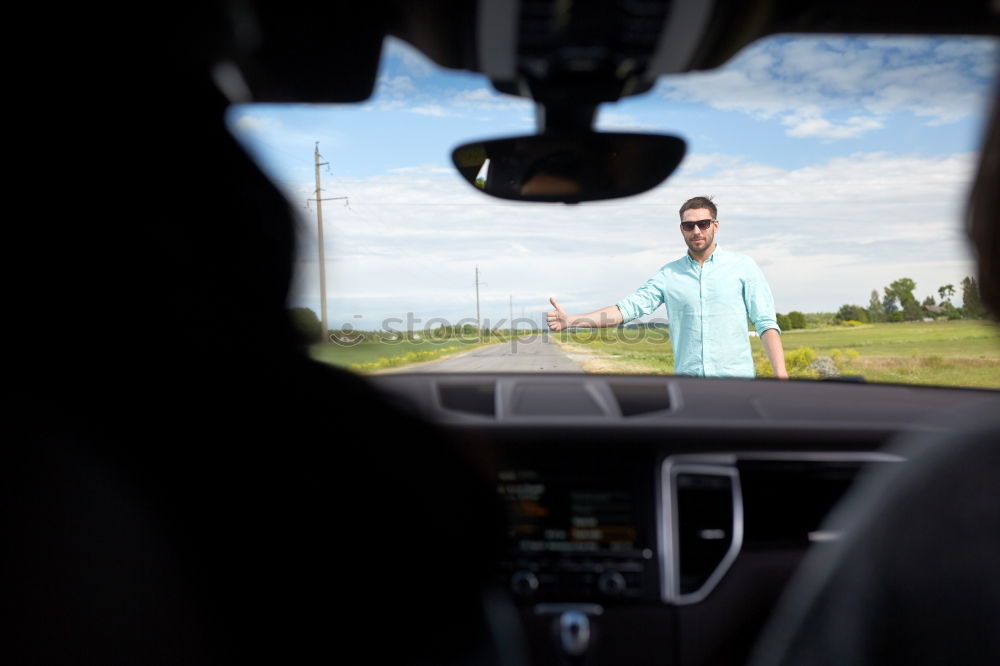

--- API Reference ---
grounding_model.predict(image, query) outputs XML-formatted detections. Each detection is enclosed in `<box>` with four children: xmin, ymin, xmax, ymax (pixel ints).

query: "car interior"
<box><xmin>10</xmin><ymin>1</ymin><xmax>1000</xmax><ymax>665</ymax></box>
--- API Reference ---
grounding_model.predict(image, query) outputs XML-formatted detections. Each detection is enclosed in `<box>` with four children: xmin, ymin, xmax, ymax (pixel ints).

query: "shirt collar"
<box><xmin>687</xmin><ymin>243</ymin><xmax>721</xmax><ymax>264</ymax></box>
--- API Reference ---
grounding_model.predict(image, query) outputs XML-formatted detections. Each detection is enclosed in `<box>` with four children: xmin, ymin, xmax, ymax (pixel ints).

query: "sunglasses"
<box><xmin>680</xmin><ymin>219</ymin><xmax>715</xmax><ymax>232</ymax></box>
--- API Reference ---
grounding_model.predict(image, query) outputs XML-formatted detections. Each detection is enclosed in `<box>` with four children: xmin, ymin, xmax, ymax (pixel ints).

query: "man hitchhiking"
<box><xmin>547</xmin><ymin>196</ymin><xmax>789</xmax><ymax>379</ymax></box>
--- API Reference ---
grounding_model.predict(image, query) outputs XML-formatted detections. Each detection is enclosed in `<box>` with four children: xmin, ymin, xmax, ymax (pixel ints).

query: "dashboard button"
<box><xmin>511</xmin><ymin>570</ymin><xmax>540</xmax><ymax>597</ymax></box>
<box><xmin>597</xmin><ymin>570</ymin><xmax>627</xmax><ymax>597</ymax></box>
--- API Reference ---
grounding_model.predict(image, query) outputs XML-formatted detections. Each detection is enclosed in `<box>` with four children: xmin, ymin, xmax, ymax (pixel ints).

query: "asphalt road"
<box><xmin>388</xmin><ymin>335</ymin><xmax>584</xmax><ymax>373</ymax></box>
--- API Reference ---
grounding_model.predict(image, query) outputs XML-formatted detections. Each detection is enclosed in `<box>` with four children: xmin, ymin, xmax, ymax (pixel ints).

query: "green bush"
<box><xmin>788</xmin><ymin>311</ymin><xmax>807</xmax><ymax>329</ymax></box>
<box><xmin>289</xmin><ymin>307</ymin><xmax>323</xmax><ymax>344</ymax></box>
<box><xmin>349</xmin><ymin>346</ymin><xmax>461</xmax><ymax>372</ymax></box>
<box><xmin>902</xmin><ymin>300</ymin><xmax>924</xmax><ymax>321</ymax></box>
<box><xmin>833</xmin><ymin>348</ymin><xmax>861</xmax><ymax>371</ymax></box>
<box><xmin>787</xmin><ymin>346</ymin><xmax>817</xmax><ymax>370</ymax></box>
<box><xmin>836</xmin><ymin>304</ymin><xmax>870</xmax><ymax>323</ymax></box>
<box><xmin>776</xmin><ymin>313</ymin><xmax>791</xmax><ymax>331</ymax></box>
<box><xmin>806</xmin><ymin>312</ymin><xmax>838</xmax><ymax>326</ymax></box>
<box><xmin>755</xmin><ymin>345</ymin><xmax>818</xmax><ymax>378</ymax></box>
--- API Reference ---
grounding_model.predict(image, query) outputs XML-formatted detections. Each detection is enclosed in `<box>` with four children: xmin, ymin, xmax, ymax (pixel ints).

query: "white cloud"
<box><xmin>674</xmin><ymin>153</ymin><xmax>748</xmax><ymax>175</ymax></box>
<box><xmin>364</xmin><ymin>79</ymin><xmax>531</xmax><ymax>118</ymax></box>
<box><xmin>384</xmin><ymin>37</ymin><xmax>435</xmax><ymax>78</ymax></box>
<box><xmin>449</xmin><ymin>88</ymin><xmax>496</xmax><ymax>105</ymax></box>
<box><xmin>781</xmin><ymin>107</ymin><xmax>884</xmax><ymax>139</ymax></box>
<box><xmin>287</xmin><ymin>149</ymin><xmax>980</xmax><ymax>325</ymax></box>
<box><xmin>387</xmin><ymin>164</ymin><xmax>454</xmax><ymax>175</ymax></box>
<box><xmin>231</xmin><ymin>114</ymin><xmax>281</xmax><ymax>133</ymax></box>
<box><xmin>595</xmin><ymin>111</ymin><xmax>665</xmax><ymax>132</ymax></box>
<box><xmin>657</xmin><ymin>36</ymin><xmax>998</xmax><ymax>139</ymax></box>
<box><xmin>362</xmin><ymin>80</ymin><xmax>456</xmax><ymax>116</ymax></box>
<box><xmin>446</xmin><ymin>87</ymin><xmax>530</xmax><ymax>111</ymax></box>
<box><xmin>368</xmin><ymin>75</ymin><xmax>417</xmax><ymax>108</ymax></box>
<box><xmin>409</xmin><ymin>104</ymin><xmax>450</xmax><ymax>117</ymax></box>
<box><xmin>369</xmin><ymin>39</ymin><xmax>533</xmax><ymax>120</ymax></box>
<box><xmin>381</xmin><ymin>75</ymin><xmax>415</xmax><ymax>96</ymax></box>
<box><xmin>362</xmin><ymin>76</ymin><xmax>420</xmax><ymax>113</ymax></box>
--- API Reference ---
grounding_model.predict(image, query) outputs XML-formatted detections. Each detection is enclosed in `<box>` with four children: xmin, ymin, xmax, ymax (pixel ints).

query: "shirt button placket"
<box><xmin>700</xmin><ymin>263</ymin><xmax>707</xmax><ymax>376</ymax></box>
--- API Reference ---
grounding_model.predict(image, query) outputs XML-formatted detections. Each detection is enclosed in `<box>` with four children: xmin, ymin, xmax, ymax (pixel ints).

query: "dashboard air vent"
<box><xmin>510</xmin><ymin>383</ymin><xmax>602</xmax><ymax>416</ymax></box>
<box><xmin>438</xmin><ymin>383</ymin><xmax>497</xmax><ymax>417</ymax></box>
<box><xmin>608</xmin><ymin>381</ymin><xmax>671</xmax><ymax>416</ymax></box>
<box><xmin>738</xmin><ymin>458</ymin><xmax>894</xmax><ymax>547</ymax></box>
<box><xmin>662</xmin><ymin>463</ymin><xmax>743</xmax><ymax>604</ymax></box>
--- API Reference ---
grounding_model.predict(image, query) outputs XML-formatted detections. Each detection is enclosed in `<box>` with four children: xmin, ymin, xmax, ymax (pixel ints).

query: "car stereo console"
<box><xmin>496</xmin><ymin>451</ymin><xmax>902</xmax><ymax>607</ymax></box>
<box><xmin>496</xmin><ymin>459</ymin><xmax>661</xmax><ymax>604</ymax></box>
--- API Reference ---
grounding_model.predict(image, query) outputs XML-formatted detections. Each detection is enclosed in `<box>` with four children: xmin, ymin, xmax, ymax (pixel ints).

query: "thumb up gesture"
<box><xmin>546</xmin><ymin>297</ymin><xmax>570</xmax><ymax>331</ymax></box>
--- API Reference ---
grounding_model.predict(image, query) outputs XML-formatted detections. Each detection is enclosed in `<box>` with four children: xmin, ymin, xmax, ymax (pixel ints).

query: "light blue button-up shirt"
<box><xmin>615</xmin><ymin>246</ymin><xmax>779</xmax><ymax>378</ymax></box>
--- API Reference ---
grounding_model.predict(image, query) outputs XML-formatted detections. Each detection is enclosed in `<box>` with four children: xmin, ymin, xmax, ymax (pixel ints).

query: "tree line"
<box><xmin>834</xmin><ymin>276</ymin><xmax>985</xmax><ymax>324</ymax></box>
<box><xmin>290</xmin><ymin>276</ymin><xmax>988</xmax><ymax>345</ymax></box>
<box><xmin>286</xmin><ymin>309</ymin><xmax>541</xmax><ymax>344</ymax></box>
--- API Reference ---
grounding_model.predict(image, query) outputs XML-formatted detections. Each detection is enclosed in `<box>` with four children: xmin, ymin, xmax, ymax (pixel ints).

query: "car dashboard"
<box><xmin>371</xmin><ymin>373</ymin><xmax>999</xmax><ymax>665</ymax></box>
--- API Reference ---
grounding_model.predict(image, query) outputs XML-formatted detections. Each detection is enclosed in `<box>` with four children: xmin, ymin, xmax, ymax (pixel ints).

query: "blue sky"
<box><xmin>229</xmin><ymin>35</ymin><xmax>998</xmax><ymax>330</ymax></box>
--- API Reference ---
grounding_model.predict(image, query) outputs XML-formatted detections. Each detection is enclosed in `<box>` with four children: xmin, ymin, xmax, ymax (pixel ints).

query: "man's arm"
<box><xmin>549</xmin><ymin>271</ymin><xmax>665</xmax><ymax>331</ymax></box>
<box><xmin>547</xmin><ymin>298</ymin><xmax>623</xmax><ymax>331</ymax></box>
<box><xmin>741</xmin><ymin>257</ymin><xmax>787</xmax><ymax>378</ymax></box>
<box><xmin>760</xmin><ymin>328</ymin><xmax>789</xmax><ymax>379</ymax></box>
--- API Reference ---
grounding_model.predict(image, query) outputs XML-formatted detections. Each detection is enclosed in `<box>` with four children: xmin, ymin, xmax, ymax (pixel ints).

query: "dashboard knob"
<box><xmin>559</xmin><ymin>611</ymin><xmax>591</xmax><ymax>656</ymax></box>
<box><xmin>597</xmin><ymin>570</ymin><xmax>626</xmax><ymax>597</ymax></box>
<box><xmin>511</xmin><ymin>570</ymin><xmax>539</xmax><ymax>597</ymax></box>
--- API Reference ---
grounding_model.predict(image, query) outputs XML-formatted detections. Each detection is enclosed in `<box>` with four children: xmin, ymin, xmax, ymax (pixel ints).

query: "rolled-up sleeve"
<box><xmin>616</xmin><ymin>275</ymin><xmax>666</xmax><ymax>323</ymax></box>
<box><xmin>743</xmin><ymin>258</ymin><xmax>780</xmax><ymax>337</ymax></box>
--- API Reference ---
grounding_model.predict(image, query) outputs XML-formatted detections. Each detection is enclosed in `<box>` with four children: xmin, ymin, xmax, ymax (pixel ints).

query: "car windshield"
<box><xmin>229</xmin><ymin>34</ymin><xmax>1000</xmax><ymax>388</ymax></box>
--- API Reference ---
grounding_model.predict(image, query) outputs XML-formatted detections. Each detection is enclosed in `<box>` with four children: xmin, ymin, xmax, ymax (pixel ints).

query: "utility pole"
<box><xmin>308</xmin><ymin>142</ymin><xmax>347</xmax><ymax>342</ymax></box>
<box><xmin>509</xmin><ymin>293</ymin><xmax>515</xmax><ymax>352</ymax></box>
<box><xmin>475</xmin><ymin>265</ymin><xmax>482</xmax><ymax>343</ymax></box>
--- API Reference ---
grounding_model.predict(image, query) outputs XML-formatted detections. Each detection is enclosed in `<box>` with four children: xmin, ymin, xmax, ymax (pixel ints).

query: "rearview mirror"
<box><xmin>452</xmin><ymin>132</ymin><xmax>686</xmax><ymax>203</ymax></box>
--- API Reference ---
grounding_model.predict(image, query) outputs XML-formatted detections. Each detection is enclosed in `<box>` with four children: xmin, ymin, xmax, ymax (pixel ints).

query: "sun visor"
<box><xmin>233</xmin><ymin>3</ymin><xmax>387</xmax><ymax>103</ymax></box>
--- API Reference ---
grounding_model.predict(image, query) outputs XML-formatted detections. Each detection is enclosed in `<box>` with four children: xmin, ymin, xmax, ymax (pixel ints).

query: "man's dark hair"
<box><xmin>679</xmin><ymin>196</ymin><xmax>717</xmax><ymax>220</ymax></box>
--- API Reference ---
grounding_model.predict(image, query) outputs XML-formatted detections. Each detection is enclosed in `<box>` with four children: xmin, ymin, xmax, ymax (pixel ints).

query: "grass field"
<box><xmin>309</xmin><ymin>332</ymin><xmax>539</xmax><ymax>372</ymax></box>
<box><xmin>555</xmin><ymin>320</ymin><xmax>1000</xmax><ymax>389</ymax></box>
<box><xmin>310</xmin><ymin>337</ymin><xmax>488</xmax><ymax>372</ymax></box>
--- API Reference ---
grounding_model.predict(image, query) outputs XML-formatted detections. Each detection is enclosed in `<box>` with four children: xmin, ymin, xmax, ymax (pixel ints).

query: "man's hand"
<box><xmin>547</xmin><ymin>297</ymin><xmax>570</xmax><ymax>331</ymax></box>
